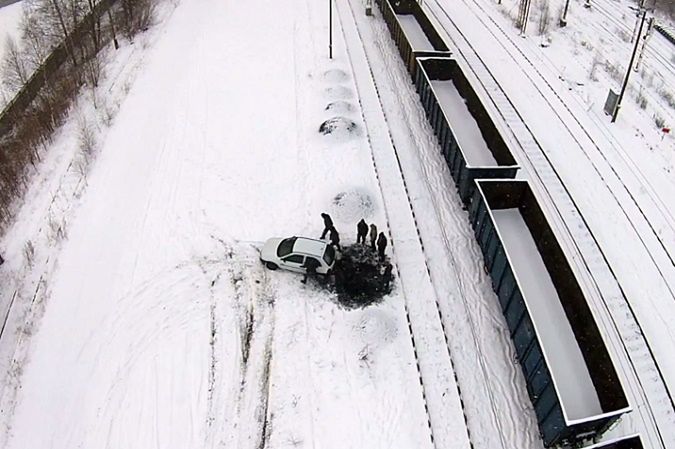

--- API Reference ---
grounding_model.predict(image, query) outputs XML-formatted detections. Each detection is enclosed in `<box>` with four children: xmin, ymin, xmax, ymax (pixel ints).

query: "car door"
<box><xmin>304</xmin><ymin>256</ymin><xmax>325</xmax><ymax>275</ymax></box>
<box><xmin>280</xmin><ymin>254</ymin><xmax>305</xmax><ymax>273</ymax></box>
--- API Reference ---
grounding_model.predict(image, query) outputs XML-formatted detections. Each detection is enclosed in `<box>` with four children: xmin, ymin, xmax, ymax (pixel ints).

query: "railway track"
<box><xmin>432</xmin><ymin>0</ymin><xmax>675</xmax><ymax>288</ymax></box>
<box><xmin>339</xmin><ymin>2</ymin><xmax>543</xmax><ymax>449</ymax></box>
<box><xmin>423</xmin><ymin>0</ymin><xmax>675</xmax><ymax>446</ymax></box>
<box><xmin>591</xmin><ymin>0</ymin><xmax>675</xmax><ymax>82</ymax></box>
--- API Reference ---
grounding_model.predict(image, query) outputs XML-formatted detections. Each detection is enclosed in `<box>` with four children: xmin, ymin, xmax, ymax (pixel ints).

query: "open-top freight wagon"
<box><xmin>469</xmin><ymin>179</ymin><xmax>631</xmax><ymax>446</ymax></box>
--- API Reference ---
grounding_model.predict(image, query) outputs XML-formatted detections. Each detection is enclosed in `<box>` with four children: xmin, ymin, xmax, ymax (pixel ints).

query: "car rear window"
<box><xmin>323</xmin><ymin>244</ymin><xmax>335</xmax><ymax>265</ymax></box>
<box><xmin>277</xmin><ymin>237</ymin><xmax>296</xmax><ymax>257</ymax></box>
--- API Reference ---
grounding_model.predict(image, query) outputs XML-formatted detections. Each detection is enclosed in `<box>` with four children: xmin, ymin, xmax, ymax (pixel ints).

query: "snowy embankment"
<box><xmin>0</xmin><ymin>0</ymin><xmax>440</xmax><ymax>447</ymax></box>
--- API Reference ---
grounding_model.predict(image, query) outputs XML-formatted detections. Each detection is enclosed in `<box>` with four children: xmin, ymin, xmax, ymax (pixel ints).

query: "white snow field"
<box><xmin>1</xmin><ymin>0</ymin><xmax>675</xmax><ymax>447</ymax></box>
<box><xmin>0</xmin><ymin>1</ymin><xmax>22</xmax><ymax>64</ymax></box>
<box><xmin>0</xmin><ymin>0</ymin><xmax>449</xmax><ymax>447</ymax></box>
<box><xmin>0</xmin><ymin>0</ymin><xmax>23</xmax><ymax>104</ymax></box>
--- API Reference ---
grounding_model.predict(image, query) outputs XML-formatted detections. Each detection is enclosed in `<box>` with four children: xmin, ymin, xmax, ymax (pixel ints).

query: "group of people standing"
<box><xmin>356</xmin><ymin>218</ymin><xmax>388</xmax><ymax>262</ymax></box>
<box><xmin>320</xmin><ymin>213</ymin><xmax>389</xmax><ymax>261</ymax></box>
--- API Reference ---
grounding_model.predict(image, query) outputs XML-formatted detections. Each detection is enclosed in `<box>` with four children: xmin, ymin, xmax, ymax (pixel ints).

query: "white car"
<box><xmin>260</xmin><ymin>236</ymin><xmax>336</xmax><ymax>275</ymax></box>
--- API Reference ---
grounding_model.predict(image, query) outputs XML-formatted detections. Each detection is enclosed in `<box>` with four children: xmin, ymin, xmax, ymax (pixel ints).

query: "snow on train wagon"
<box><xmin>586</xmin><ymin>434</ymin><xmax>644</xmax><ymax>449</ymax></box>
<box><xmin>374</xmin><ymin>0</ymin><xmax>450</xmax><ymax>77</ymax></box>
<box><xmin>469</xmin><ymin>179</ymin><xmax>631</xmax><ymax>446</ymax></box>
<box><xmin>414</xmin><ymin>57</ymin><xmax>519</xmax><ymax>205</ymax></box>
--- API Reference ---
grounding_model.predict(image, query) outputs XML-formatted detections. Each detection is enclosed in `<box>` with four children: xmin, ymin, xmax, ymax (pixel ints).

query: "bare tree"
<box><xmin>538</xmin><ymin>0</ymin><xmax>551</xmax><ymax>36</ymax></box>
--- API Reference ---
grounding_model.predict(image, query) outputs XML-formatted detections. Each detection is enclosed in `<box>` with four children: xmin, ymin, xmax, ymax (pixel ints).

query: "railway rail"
<box><xmin>423</xmin><ymin>0</ymin><xmax>675</xmax><ymax>446</ymax></box>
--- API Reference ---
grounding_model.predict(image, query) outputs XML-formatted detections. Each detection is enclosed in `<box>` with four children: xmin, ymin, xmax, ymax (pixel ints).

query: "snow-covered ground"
<box><xmin>1</xmin><ymin>0</ymin><xmax>674</xmax><ymax>447</ymax></box>
<box><xmin>0</xmin><ymin>0</ymin><xmax>23</xmax><ymax>104</ymax></box>
<box><xmin>0</xmin><ymin>0</ymin><xmax>440</xmax><ymax>447</ymax></box>
<box><xmin>0</xmin><ymin>1</ymin><xmax>21</xmax><ymax>63</ymax></box>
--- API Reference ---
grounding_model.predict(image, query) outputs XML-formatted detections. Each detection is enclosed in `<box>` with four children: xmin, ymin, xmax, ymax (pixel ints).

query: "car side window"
<box><xmin>283</xmin><ymin>254</ymin><xmax>304</xmax><ymax>264</ymax></box>
<box><xmin>305</xmin><ymin>257</ymin><xmax>320</xmax><ymax>267</ymax></box>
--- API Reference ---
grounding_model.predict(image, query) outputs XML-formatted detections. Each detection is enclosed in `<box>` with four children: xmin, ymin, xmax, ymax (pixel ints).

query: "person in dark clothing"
<box><xmin>369</xmin><ymin>224</ymin><xmax>377</xmax><ymax>250</ymax></box>
<box><xmin>0</xmin><ymin>253</ymin><xmax>4</xmax><ymax>266</ymax></box>
<box><xmin>329</xmin><ymin>226</ymin><xmax>341</xmax><ymax>250</ymax></box>
<box><xmin>302</xmin><ymin>257</ymin><xmax>321</xmax><ymax>284</ymax></box>
<box><xmin>320</xmin><ymin>213</ymin><xmax>334</xmax><ymax>239</ymax></box>
<box><xmin>357</xmin><ymin>219</ymin><xmax>368</xmax><ymax>244</ymax></box>
<box><xmin>382</xmin><ymin>263</ymin><xmax>393</xmax><ymax>290</ymax></box>
<box><xmin>376</xmin><ymin>232</ymin><xmax>388</xmax><ymax>261</ymax></box>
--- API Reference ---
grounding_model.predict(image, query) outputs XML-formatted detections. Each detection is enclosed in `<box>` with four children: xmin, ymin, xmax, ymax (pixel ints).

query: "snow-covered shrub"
<box><xmin>23</xmin><ymin>240</ymin><xmax>35</xmax><ymax>267</ymax></box>
<box><xmin>637</xmin><ymin>90</ymin><xmax>648</xmax><ymax>109</ymax></box>
<box><xmin>588</xmin><ymin>52</ymin><xmax>601</xmax><ymax>81</ymax></box>
<box><xmin>654</xmin><ymin>114</ymin><xmax>665</xmax><ymax>128</ymax></box>
<box><xmin>603</xmin><ymin>60</ymin><xmax>623</xmax><ymax>84</ymax></box>
<box><xmin>657</xmin><ymin>87</ymin><xmax>675</xmax><ymax>109</ymax></box>
<box><xmin>537</xmin><ymin>0</ymin><xmax>551</xmax><ymax>36</ymax></box>
<box><xmin>616</xmin><ymin>27</ymin><xmax>631</xmax><ymax>43</ymax></box>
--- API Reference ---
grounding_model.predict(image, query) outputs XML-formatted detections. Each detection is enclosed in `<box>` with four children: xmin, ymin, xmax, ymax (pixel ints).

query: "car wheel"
<box><xmin>266</xmin><ymin>262</ymin><xmax>279</xmax><ymax>270</ymax></box>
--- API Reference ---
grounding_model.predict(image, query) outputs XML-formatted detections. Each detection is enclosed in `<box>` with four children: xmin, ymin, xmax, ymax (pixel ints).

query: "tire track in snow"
<box><xmin>207</xmin><ymin>239</ymin><xmax>276</xmax><ymax>449</ymax></box>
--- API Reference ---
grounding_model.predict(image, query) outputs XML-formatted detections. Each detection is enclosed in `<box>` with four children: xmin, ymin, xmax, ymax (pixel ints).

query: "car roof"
<box><xmin>293</xmin><ymin>237</ymin><xmax>327</xmax><ymax>256</ymax></box>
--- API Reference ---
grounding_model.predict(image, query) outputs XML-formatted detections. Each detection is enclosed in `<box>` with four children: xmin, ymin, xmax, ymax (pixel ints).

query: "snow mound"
<box><xmin>319</xmin><ymin>116</ymin><xmax>359</xmax><ymax>139</ymax></box>
<box><xmin>324</xmin><ymin>86</ymin><xmax>353</xmax><ymax>100</ymax></box>
<box><xmin>331</xmin><ymin>188</ymin><xmax>375</xmax><ymax>221</ymax></box>
<box><xmin>325</xmin><ymin>100</ymin><xmax>354</xmax><ymax>114</ymax></box>
<box><xmin>323</xmin><ymin>68</ymin><xmax>350</xmax><ymax>82</ymax></box>
<box><xmin>354</xmin><ymin>309</ymin><xmax>398</xmax><ymax>346</ymax></box>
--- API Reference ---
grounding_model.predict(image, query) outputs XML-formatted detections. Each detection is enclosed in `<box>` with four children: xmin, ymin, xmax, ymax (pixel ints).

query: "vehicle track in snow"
<box><xmin>205</xmin><ymin>239</ymin><xmax>276</xmax><ymax>449</ymax></box>
<box><xmin>424</xmin><ymin>0</ymin><xmax>675</xmax><ymax>446</ymax></box>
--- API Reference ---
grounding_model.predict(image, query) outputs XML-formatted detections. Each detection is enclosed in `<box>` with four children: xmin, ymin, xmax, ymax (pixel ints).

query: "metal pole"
<box><xmin>560</xmin><ymin>0</ymin><xmax>570</xmax><ymax>26</ymax></box>
<box><xmin>634</xmin><ymin>17</ymin><xmax>654</xmax><ymax>71</ymax></box>
<box><xmin>612</xmin><ymin>9</ymin><xmax>647</xmax><ymax>123</ymax></box>
<box><xmin>329</xmin><ymin>0</ymin><xmax>333</xmax><ymax>59</ymax></box>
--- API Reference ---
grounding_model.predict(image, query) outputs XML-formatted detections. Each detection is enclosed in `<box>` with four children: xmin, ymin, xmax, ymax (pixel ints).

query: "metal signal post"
<box><xmin>329</xmin><ymin>0</ymin><xmax>333</xmax><ymax>59</ymax></box>
<box><xmin>612</xmin><ymin>9</ymin><xmax>647</xmax><ymax>123</ymax></box>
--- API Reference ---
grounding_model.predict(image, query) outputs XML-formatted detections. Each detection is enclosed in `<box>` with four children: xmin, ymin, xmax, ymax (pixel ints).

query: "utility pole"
<box><xmin>559</xmin><ymin>0</ymin><xmax>570</xmax><ymax>27</ymax></box>
<box><xmin>630</xmin><ymin>0</ymin><xmax>646</xmax><ymax>42</ymax></box>
<box><xmin>517</xmin><ymin>0</ymin><xmax>532</xmax><ymax>34</ymax></box>
<box><xmin>612</xmin><ymin>9</ymin><xmax>647</xmax><ymax>123</ymax></box>
<box><xmin>634</xmin><ymin>16</ymin><xmax>654</xmax><ymax>71</ymax></box>
<box><xmin>329</xmin><ymin>0</ymin><xmax>333</xmax><ymax>59</ymax></box>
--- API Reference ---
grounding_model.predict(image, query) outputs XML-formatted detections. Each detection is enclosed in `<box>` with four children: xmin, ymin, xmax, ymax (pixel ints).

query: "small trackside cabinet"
<box><xmin>469</xmin><ymin>179</ymin><xmax>631</xmax><ymax>446</ymax></box>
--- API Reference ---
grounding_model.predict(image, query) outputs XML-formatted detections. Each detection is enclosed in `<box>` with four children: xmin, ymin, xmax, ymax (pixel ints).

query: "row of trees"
<box><xmin>0</xmin><ymin>0</ymin><xmax>156</xmax><ymax>233</ymax></box>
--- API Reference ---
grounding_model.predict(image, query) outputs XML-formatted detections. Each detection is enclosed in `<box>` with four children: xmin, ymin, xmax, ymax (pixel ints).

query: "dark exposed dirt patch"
<box><xmin>333</xmin><ymin>244</ymin><xmax>393</xmax><ymax>309</ymax></box>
